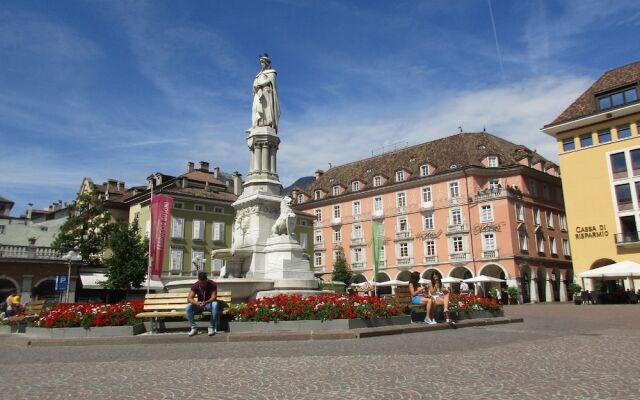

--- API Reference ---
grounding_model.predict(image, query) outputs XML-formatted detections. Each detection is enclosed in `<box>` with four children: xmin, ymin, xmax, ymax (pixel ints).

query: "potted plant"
<box><xmin>506</xmin><ymin>286</ymin><xmax>518</xmax><ymax>304</ymax></box>
<box><xmin>569</xmin><ymin>283</ymin><xmax>583</xmax><ymax>304</ymax></box>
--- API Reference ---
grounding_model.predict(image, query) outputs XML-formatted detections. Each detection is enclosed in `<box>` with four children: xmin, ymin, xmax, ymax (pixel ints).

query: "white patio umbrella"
<box><xmin>374</xmin><ymin>279</ymin><xmax>409</xmax><ymax>287</ymax></box>
<box><xmin>463</xmin><ymin>275</ymin><xmax>506</xmax><ymax>283</ymax></box>
<box><xmin>442</xmin><ymin>277</ymin><xmax>464</xmax><ymax>284</ymax></box>
<box><xmin>350</xmin><ymin>281</ymin><xmax>371</xmax><ymax>287</ymax></box>
<box><xmin>578</xmin><ymin>260</ymin><xmax>640</xmax><ymax>291</ymax></box>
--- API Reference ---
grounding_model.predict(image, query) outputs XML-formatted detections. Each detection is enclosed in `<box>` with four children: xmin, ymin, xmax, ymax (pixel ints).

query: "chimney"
<box><xmin>291</xmin><ymin>188</ymin><xmax>299</xmax><ymax>199</ymax></box>
<box><xmin>199</xmin><ymin>161</ymin><xmax>209</xmax><ymax>172</ymax></box>
<box><xmin>213</xmin><ymin>167</ymin><xmax>220</xmax><ymax>179</ymax></box>
<box><xmin>117</xmin><ymin>181</ymin><xmax>125</xmax><ymax>191</ymax></box>
<box><xmin>314</xmin><ymin>170</ymin><xmax>324</xmax><ymax>180</ymax></box>
<box><xmin>106</xmin><ymin>179</ymin><xmax>118</xmax><ymax>191</ymax></box>
<box><xmin>26</xmin><ymin>203</ymin><xmax>33</xmax><ymax>220</ymax></box>
<box><xmin>232</xmin><ymin>172</ymin><xmax>243</xmax><ymax>196</ymax></box>
<box><xmin>188</xmin><ymin>161</ymin><xmax>194</xmax><ymax>172</ymax></box>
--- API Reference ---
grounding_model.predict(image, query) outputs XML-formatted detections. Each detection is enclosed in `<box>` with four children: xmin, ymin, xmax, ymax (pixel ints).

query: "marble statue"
<box><xmin>271</xmin><ymin>196</ymin><xmax>296</xmax><ymax>237</ymax></box>
<box><xmin>252</xmin><ymin>53</ymin><xmax>280</xmax><ymax>132</ymax></box>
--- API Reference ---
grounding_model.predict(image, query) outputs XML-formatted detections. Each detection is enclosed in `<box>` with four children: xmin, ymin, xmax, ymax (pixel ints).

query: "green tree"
<box><xmin>331</xmin><ymin>250</ymin><xmax>353</xmax><ymax>285</ymax></box>
<box><xmin>52</xmin><ymin>190</ymin><xmax>114</xmax><ymax>268</ymax></box>
<box><xmin>103</xmin><ymin>218</ymin><xmax>149</xmax><ymax>290</ymax></box>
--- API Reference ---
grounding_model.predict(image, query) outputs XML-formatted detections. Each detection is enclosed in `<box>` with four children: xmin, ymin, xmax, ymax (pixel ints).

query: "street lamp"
<box><xmin>193</xmin><ymin>254</ymin><xmax>206</xmax><ymax>276</ymax></box>
<box><xmin>62</xmin><ymin>250</ymin><xmax>82</xmax><ymax>303</ymax></box>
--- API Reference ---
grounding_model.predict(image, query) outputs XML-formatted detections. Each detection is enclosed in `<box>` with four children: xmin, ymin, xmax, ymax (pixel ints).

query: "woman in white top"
<box><xmin>426</xmin><ymin>272</ymin><xmax>454</xmax><ymax>324</ymax></box>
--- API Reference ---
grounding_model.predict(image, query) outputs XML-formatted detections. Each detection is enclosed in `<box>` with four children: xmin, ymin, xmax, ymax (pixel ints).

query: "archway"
<box><xmin>421</xmin><ymin>268</ymin><xmax>442</xmax><ymax>281</ymax></box>
<box><xmin>396</xmin><ymin>270</ymin><xmax>412</xmax><ymax>282</ymax></box>
<box><xmin>519</xmin><ymin>264</ymin><xmax>531</xmax><ymax>303</ymax></box>
<box><xmin>0</xmin><ymin>278</ymin><xmax>18</xmax><ymax>301</ymax></box>
<box><xmin>479</xmin><ymin>264</ymin><xmax>507</xmax><ymax>298</ymax></box>
<box><xmin>591</xmin><ymin>258</ymin><xmax>615</xmax><ymax>269</ymax></box>
<box><xmin>32</xmin><ymin>278</ymin><xmax>57</xmax><ymax>301</ymax></box>
<box><xmin>352</xmin><ymin>274</ymin><xmax>368</xmax><ymax>284</ymax></box>
<box><xmin>375</xmin><ymin>272</ymin><xmax>392</xmax><ymax>296</ymax></box>
<box><xmin>536</xmin><ymin>267</ymin><xmax>546</xmax><ymax>302</ymax></box>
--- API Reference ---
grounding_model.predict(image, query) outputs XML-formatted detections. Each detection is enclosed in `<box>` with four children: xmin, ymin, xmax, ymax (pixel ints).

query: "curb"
<box><xmin>0</xmin><ymin>317</ymin><xmax>523</xmax><ymax>347</ymax></box>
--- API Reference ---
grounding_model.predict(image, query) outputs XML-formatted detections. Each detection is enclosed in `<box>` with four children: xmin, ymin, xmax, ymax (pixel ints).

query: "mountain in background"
<box><xmin>283</xmin><ymin>176</ymin><xmax>314</xmax><ymax>195</ymax></box>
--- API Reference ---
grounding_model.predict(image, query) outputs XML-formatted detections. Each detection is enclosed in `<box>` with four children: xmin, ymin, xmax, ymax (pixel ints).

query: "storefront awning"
<box><xmin>80</xmin><ymin>273</ymin><xmax>164</xmax><ymax>290</ymax></box>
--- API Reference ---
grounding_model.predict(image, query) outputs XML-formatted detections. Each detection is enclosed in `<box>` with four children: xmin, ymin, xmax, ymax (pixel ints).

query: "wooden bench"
<box><xmin>7</xmin><ymin>299</ymin><xmax>46</xmax><ymax>324</ymax></box>
<box><xmin>136</xmin><ymin>291</ymin><xmax>232</xmax><ymax>333</ymax></box>
<box><xmin>393</xmin><ymin>286</ymin><xmax>446</xmax><ymax>322</ymax></box>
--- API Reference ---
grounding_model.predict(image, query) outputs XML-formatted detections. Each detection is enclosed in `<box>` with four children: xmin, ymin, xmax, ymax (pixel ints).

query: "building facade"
<box><xmin>293</xmin><ymin>132</ymin><xmax>572</xmax><ymax>303</ymax></box>
<box><xmin>542</xmin><ymin>61</ymin><xmax>640</xmax><ymax>289</ymax></box>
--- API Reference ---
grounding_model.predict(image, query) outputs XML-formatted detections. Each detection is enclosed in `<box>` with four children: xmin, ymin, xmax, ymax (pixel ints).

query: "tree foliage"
<box><xmin>103</xmin><ymin>218</ymin><xmax>149</xmax><ymax>290</ymax></box>
<box><xmin>52</xmin><ymin>190</ymin><xmax>114</xmax><ymax>269</ymax></box>
<box><xmin>331</xmin><ymin>250</ymin><xmax>353</xmax><ymax>285</ymax></box>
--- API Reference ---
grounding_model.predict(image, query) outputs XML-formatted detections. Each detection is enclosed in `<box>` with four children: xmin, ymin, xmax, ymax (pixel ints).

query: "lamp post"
<box><xmin>62</xmin><ymin>250</ymin><xmax>82</xmax><ymax>303</ymax></box>
<box><xmin>193</xmin><ymin>254</ymin><xmax>206</xmax><ymax>276</ymax></box>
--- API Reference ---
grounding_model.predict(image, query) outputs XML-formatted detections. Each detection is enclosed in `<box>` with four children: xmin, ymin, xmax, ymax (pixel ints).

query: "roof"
<box><xmin>0</xmin><ymin>196</ymin><xmax>14</xmax><ymax>204</ymax></box>
<box><xmin>159</xmin><ymin>186</ymin><xmax>238</xmax><ymax>202</ymax></box>
<box><xmin>298</xmin><ymin>132</ymin><xmax>555</xmax><ymax>196</ymax></box>
<box><xmin>546</xmin><ymin>61</ymin><xmax>640</xmax><ymax>128</ymax></box>
<box><xmin>182</xmin><ymin>170</ymin><xmax>228</xmax><ymax>187</ymax></box>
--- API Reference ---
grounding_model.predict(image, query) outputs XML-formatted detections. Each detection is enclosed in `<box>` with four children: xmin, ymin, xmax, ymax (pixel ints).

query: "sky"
<box><xmin>1</xmin><ymin>0</ymin><xmax>640</xmax><ymax>216</ymax></box>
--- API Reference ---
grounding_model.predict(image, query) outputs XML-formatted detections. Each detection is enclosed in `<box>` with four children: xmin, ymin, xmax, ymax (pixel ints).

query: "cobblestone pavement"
<box><xmin>1</xmin><ymin>304</ymin><xmax>639</xmax><ymax>399</ymax></box>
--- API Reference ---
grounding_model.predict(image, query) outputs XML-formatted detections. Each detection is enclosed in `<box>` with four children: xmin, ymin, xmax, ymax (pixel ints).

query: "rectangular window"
<box><xmin>333</xmin><ymin>228</ymin><xmax>341</xmax><ymax>242</ymax></box>
<box><xmin>353</xmin><ymin>224</ymin><xmax>362</xmax><ymax>238</ymax></box>
<box><xmin>332</xmin><ymin>186</ymin><xmax>340</xmax><ymax>196</ymax></box>
<box><xmin>398</xmin><ymin>217</ymin><xmax>408</xmax><ymax>232</ymax></box>
<box><xmin>451</xmin><ymin>209</ymin><xmax>462</xmax><ymax>225</ymax></box>
<box><xmin>333</xmin><ymin>205</ymin><xmax>341</xmax><ymax>219</ymax></box>
<box><xmin>379</xmin><ymin>245</ymin><xmax>386</xmax><ymax>261</ymax></box>
<box><xmin>546</xmin><ymin>210</ymin><xmax>554</xmax><ymax>228</ymax></box>
<box><xmin>598</xmin><ymin>87</ymin><xmax>638</xmax><ymax>110</ymax></box>
<box><xmin>170</xmin><ymin>248</ymin><xmax>183</xmax><ymax>273</ymax></box>
<box><xmin>194</xmin><ymin>204</ymin><xmax>205</xmax><ymax>212</ymax></box>
<box><xmin>610</xmin><ymin>152</ymin><xmax>628</xmax><ymax>179</ymax></box>
<box><xmin>617</xmin><ymin>124</ymin><xmax>632</xmax><ymax>139</ymax></box>
<box><xmin>421</xmin><ymin>186</ymin><xmax>432</xmax><ymax>203</ymax></box>
<box><xmin>424</xmin><ymin>213</ymin><xmax>434</xmax><ymax>230</ymax></box>
<box><xmin>334</xmin><ymin>250</ymin><xmax>343</xmax><ymax>262</ymax></box>
<box><xmin>374</xmin><ymin>196</ymin><xmax>383</xmax><ymax>212</ymax></box>
<box><xmin>518</xmin><ymin>231</ymin><xmax>528</xmax><ymax>251</ymax></box>
<box><xmin>580</xmin><ymin>133</ymin><xmax>593</xmax><ymax>147</ymax></box>
<box><xmin>212</xmin><ymin>222</ymin><xmax>225</xmax><ymax>242</ymax></box>
<box><xmin>192</xmin><ymin>220</ymin><xmax>205</xmax><ymax>240</ymax></box>
<box><xmin>453</xmin><ymin>236</ymin><xmax>464</xmax><ymax>252</ymax></box>
<box><xmin>353</xmin><ymin>247</ymin><xmax>363</xmax><ymax>263</ymax></box>
<box><xmin>395</xmin><ymin>170</ymin><xmax>404</xmax><ymax>182</ymax></box>
<box><xmin>516</xmin><ymin>203</ymin><xmax>525</xmax><ymax>222</ymax></box>
<box><xmin>533</xmin><ymin>208</ymin><xmax>541</xmax><ymax>225</ymax></box>
<box><xmin>542</xmin><ymin>183</ymin><xmax>550</xmax><ymax>200</ymax></box>
<box><xmin>315</xmin><ymin>231</ymin><xmax>323</xmax><ymax>243</ymax></box>
<box><xmin>560</xmin><ymin>213</ymin><xmax>567</xmax><ymax>230</ymax></box>
<box><xmin>191</xmin><ymin>249</ymin><xmax>205</xmax><ymax>274</ymax></box>
<box><xmin>373</xmin><ymin>176</ymin><xmax>381</xmax><ymax>187</ymax></box>
<box><xmin>480</xmin><ymin>204</ymin><xmax>493</xmax><ymax>223</ymax></box>
<box><xmin>397</xmin><ymin>192</ymin><xmax>406</xmax><ymax>208</ymax></box>
<box><xmin>299</xmin><ymin>232</ymin><xmax>308</xmax><ymax>248</ymax></box>
<box><xmin>562</xmin><ymin>137</ymin><xmax>576</xmax><ymax>152</ymax></box>
<box><xmin>615</xmin><ymin>184</ymin><xmax>633</xmax><ymax>211</ymax></box>
<box><xmin>297</xmin><ymin>194</ymin><xmax>304</xmax><ymax>204</ymax></box>
<box><xmin>352</xmin><ymin>181</ymin><xmax>359</xmax><ymax>191</ymax></box>
<box><xmin>213</xmin><ymin>206</ymin><xmax>224</xmax><ymax>214</ymax></box>
<box><xmin>314</xmin><ymin>190</ymin><xmax>321</xmax><ymax>200</ymax></box>
<box><xmin>598</xmin><ymin>129</ymin><xmax>612</xmax><ymax>143</ymax></box>
<box><xmin>550</xmin><ymin>237</ymin><xmax>557</xmax><ymax>255</ymax></box>
<box><xmin>536</xmin><ymin>234</ymin><xmax>545</xmax><ymax>253</ymax></box>
<box><xmin>449</xmin><ymin>182</ymin><xmax>460</xmax><ymax>198</ymax></box>
<box><xmin>399</xmin><ymin>242</ymin><xmax>409</xmax><ymax>257</ymax></box>
<box><xmin>315</xmin><ymin>209</ymin><xmax>322</xmax><ymax>222</ymax></box>
<box><xmin>314</xmin><ymin>252</ymin><xmax>324</xmax><ymax>267</ymax></box>
<box><xmin>212</xmin><ymin>259</ymin><xmax>224</xmax><ymax>276</ymax></box>
<box><xmin>562</xmin><ymin>239</ymin><xmax>570</xmax><ymax>256</ymax></box>
<box><xmin>631</xmin><ymin>149</ymin><xmax>640</xmax><ymax>176</ymax></box>
<box><xmin>488</xmin><ymin>179</ymin><xmax>500</xmax><ymax>191</ymax></box>
<box><xmin>420</xmin><ymin>165</ymin><xmax>429</xmax><ymax>176</ymax></box>
<box><xmin>487</xmin><ymin>156</ymin><xmax>498</xmax><ymax>167</ymax></box>
<box><xmin>352</xmin><ymin>201</ymin><xmax>361</xmax><ymax>216</ymax></box>
<box><xmin>171</xmin><ymin>217</ymin><xmax>184</xmax><ymax>238</ymax></box>
<box><xmin>529</xmin><ymin>179</ymin><xmax>538</xmax><ymax>197</ymax></box>
<box><xmin>173</xmin><ymin>202</ymin><xmax>184</xmax><ymax>209</ymax></box>
<box><xmin>425</xmin><ymin>240</ymin><xmax>436</xmax><ymax>256</ymax></box>
<box><xmin>483</xmin><ymin>233</ymin><xmax>496</xmax><ymax>251</ymax></box>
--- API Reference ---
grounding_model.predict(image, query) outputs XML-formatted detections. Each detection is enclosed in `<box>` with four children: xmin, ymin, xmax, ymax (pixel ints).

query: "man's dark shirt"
<box><xmin>190</xmin><ymin>280</ymin><xmax>217</xmax><ymax>302</ymax></box>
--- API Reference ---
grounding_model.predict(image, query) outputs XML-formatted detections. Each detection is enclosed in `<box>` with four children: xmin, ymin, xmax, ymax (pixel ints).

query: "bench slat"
<box><xmin>144</xmin><ymin>291</ymin><xmax>232</xmax><ymax>299</ymax></box>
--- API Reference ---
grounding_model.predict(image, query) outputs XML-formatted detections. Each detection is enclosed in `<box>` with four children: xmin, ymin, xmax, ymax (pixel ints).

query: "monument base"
<box><xmin>264</xmin><ymin>235</ymin><xmax>315</xmax><ymax>281</ymax></box>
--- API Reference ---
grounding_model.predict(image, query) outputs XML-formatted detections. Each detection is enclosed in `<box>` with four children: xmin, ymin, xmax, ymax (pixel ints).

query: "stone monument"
<box><xmin>210</xmin><ymin>54</ymin><xmax>318</xmax><ymax>298</ymax></box>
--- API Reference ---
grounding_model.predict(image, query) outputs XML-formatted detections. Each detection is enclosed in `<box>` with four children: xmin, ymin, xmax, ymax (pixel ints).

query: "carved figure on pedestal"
<box><xmin>271</xmin><ymin>196</ymin><xmax>296</xmax><ymax>237</ymax></box>
<box><xmin>252</xmin><ymin>53</ymin><xmax>280</xmax><ymax>132</ymax></box>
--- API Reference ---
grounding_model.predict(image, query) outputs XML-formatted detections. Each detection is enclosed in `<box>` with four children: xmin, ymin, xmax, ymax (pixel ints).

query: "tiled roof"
<box><xmin>0</xmin><ymin>196</ymin><xmax>14</xmax><ymax>204</ymax></box>
<box><xmin>297</xmin><ymin>132</ymin><xmax>554</xmax><ymax>196</ymax></box>
<box><xmin>159</xmin><ymin>187</ymin><xmax>238</xmax><ymax>202</ymax></box>
<box><xmin>182</xmin><ymin>170</ymin><xmax>228</xmax><ymax>187</ymax></box>
<box><xmin>546</xmin><ymin>61</ymin><xmax>640</xmax><ymax>127</ymax></box>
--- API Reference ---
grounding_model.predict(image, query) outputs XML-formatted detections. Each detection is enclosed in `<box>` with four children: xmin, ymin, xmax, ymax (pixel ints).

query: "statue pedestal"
<box><xmin>264</xmin><ymin>236</ymin><xmax>315</xmax><ymax>282</ymax></box>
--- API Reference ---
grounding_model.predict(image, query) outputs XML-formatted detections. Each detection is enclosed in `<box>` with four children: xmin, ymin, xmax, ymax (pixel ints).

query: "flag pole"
<box><xmin>147</xmin><ymin>180</ymin><xmax>153</xmax><ymax>295</ymax></box>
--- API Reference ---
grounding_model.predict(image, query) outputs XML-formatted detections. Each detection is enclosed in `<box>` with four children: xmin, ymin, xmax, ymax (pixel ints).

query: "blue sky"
<box><xmin>1</xmin><ymin>0</ymin><xmax>640</xmax><ymax>216</ymax></box>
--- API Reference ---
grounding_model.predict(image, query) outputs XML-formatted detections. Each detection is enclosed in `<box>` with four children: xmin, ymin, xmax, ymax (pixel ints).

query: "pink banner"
<box><xmin>150</xmin><ymin>194</ymin><xmax>173</xmax><ymax>279</ymax></box>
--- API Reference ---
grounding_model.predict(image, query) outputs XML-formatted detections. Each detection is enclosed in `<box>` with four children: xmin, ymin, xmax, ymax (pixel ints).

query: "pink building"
<box><xmin>292</xmin><ymin>132</ymin><xmax>572</xmax><ymax>303</ymax></box>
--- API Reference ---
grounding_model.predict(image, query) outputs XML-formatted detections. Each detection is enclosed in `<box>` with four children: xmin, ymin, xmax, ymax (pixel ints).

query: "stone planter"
<box><xmin>25</xmin><ymin>323</ymin><xmax>146</xmax><ymax>338</ymax></box>
<box><xmin>0</xmin><ymin>324</ymin><xmax>26</xmax><ymax>333</ymax></box>
<box><xmin>454</xmin><ymin>310</ymin><xmax>504</xmax><ymax>320</ymax></box>
<box><xmin>229</xmin><ymin>315</ymin><xmax>411</xmax><ymax>333</ymax></box>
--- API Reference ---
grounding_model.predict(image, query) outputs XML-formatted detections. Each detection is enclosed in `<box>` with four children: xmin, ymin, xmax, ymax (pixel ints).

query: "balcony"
<box><xmin>350</xmin><ymin>237</ymin><xmax>366</xmax><ymax>247</ymax></box>
<box><xmin>396</xmin><ymin>205</ymin><xmax>408</xmax><ymax>215</ymax></box>
<box><xmin>331</xmin><ymin>217</ymin><xmax>342</xmax><ymax>226</ymax></box>
<box><xmin>372</xmin><ymin>209</ymin><xmax>384</xmax><ymax>219</ymax></box>
<box><xmin>420</xmin><ymin>201</ymin><xmax>434</xmax><ymax>211</ymax></box>
<box><xmin>313</xmin><ymin>242</ymin><xmax>325</xmax><ymax>251</ymax></box>
<box><xmin>447</xmin><ymin>224</ymin><xmax>468</xmax><ymax>235</ymax></box>
<box><xmin>394</xmin><ymin>231</ymin><xmax>413</xmax><ymax>241</ymax></box>
<box><xmin>375</xmin><ymin>260</ymin><xmax>388</xmax><ymax>269</ymax></box>
<box><xmin>615</xmin><ymin>232</ymin><xmax>640</xmax><ymax>247</ymax></box>
<box><xmin>474</xmin><ymin>187</ymin><xmax>508</xmax><ymax>202</ymax></box>
<box><xmin>313</xmin><ymin>220</ymin><xmax>324</xmax><ymax>228</ymax></box>
<box><xmin>0</xmin><ymin>245</ymin><xmax>66</xmax><ymax>260</ymax></box>
<box><xmin>423</xmin><ymin>255</ymin><xmax>438</xmax><ymax>264</ymax></box>
<box><xmin>314</xmin><ymin>266</ymin><xmax>326</xmax><ymax>274</ymax></box>
<box><xmin>448</xmin><ymin>197</ymin><xmax>461</xmax><ymax>205</ymax></box>
<box><xmin>449</xmin><ymin>252</ymin><xmax>469</xmax><ymax>262</ymax></box>
<box><xmin>481</xmin><ymin>249</ymin><xmax>499</xmax><ymax>259</ymax></box>
<box><xmin>397</xmin><ymin>257</ymin><xmax>413</xmax><ymax>270</ymax></box>
<box><xmin>351</xmin><ymin>261</ymin><xmax>364</xmax><ymax>270</ymax></box>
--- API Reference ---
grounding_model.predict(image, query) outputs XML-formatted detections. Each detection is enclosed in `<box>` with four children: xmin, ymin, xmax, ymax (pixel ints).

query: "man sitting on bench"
<box><xmin>187</xmin><ymin>271</ymin><xmax>220</xmax><ymax>337</ymax></box>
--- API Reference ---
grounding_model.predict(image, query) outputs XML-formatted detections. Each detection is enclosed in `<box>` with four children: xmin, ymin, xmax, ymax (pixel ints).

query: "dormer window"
<box><xmin>373</xmin><ymin>176</ymin><xmax>382</xmax><ymax>187</ymax></box>
<box><xmin>332</xmin><ymin>186</ymin><xmax>340</xmax><ymax>196</ymax></box>
<box><xmin>420</xmin><ymin>164</ymin><xmax>430</xmax><ymax>177</ymax></box>
<box><xmin>487</xmin><ymin>156</ymin><xmax>499</xmax><ymax>167</ymax></box>
<box><xmin>351</xmin><ymin>181</ymin><xmax>360</xmax><ymax>191</ymax></box>
<box><xmin>449</xmin><ymin>164</ymin><xmax>457</xmax><ymax>169</ymax></box>
<box><xmin>395</xmin><ymin>170</ymin><xmax>405</xmax><ymax>182</ymax></box>
<box><xmin>314</xmin><ymin>190</ymin><xmax>321</xmax><ymax>200</ymax></box>
<box><xmin>297</xmin><ymin>194</ymin><xmax>304</xmax><ymax>204</ymax></box>
<box><xmin>597</xmin><ymin>86</ymin><xmax>638</xmax><ymax>111</ymax></box>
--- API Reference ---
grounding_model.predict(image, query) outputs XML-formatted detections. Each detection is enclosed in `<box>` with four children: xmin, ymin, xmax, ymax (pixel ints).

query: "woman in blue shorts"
<box><xmin>408</xmin><ymin>271</ymin><xmax>435</xmax><ymax>324</ymax></box>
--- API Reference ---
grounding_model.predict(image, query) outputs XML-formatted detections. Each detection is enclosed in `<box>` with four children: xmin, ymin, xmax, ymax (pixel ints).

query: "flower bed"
<box><xmin>448</xmin><ymin>293</ymin><xmax>501</xmax><ymax>313</ymax></box>
<box><xmin>36</xmin><ymin>301</ymin><xmax>144</xmax><ymax>329</ymax></box>
<box><xmin>228</xmin><ymin>293</ymin><xmax>398</xmax><ymax>322</ymax></box>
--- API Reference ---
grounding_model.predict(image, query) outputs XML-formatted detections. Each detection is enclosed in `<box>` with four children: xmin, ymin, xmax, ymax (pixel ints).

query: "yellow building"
<box><xmin>542</xmin><ymin>61</ymin><xmax>640</xmax><ymax>292</ymax></box>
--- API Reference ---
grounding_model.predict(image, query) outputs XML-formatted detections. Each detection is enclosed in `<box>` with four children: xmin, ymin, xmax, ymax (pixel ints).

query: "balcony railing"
<box><xmin>423</xmin><ymin>255</ymin><xmax>438</xmax><ymax>264</ymax></box>
<box><xmin>372</xmin><ymin>209</ymin><xmax>384</xmax><ymax>219</ymax></box>
<box><xmin>420</xmin><ymin>201</ymin><xmax>434</xmax><ymax>211</ymax></box>
<box><xmin>351</xmin><ymin>262</ymin><xmax>364</xmax><ymax>270</ymax></box>
<box><xmin>375</xmin><ymin>260</ymin><xmax>388</xmax><ymax>269</ymax></box>
<box><xmin>394</xmin><ymin>231</ymin><xmax>412</xmax><ymax>241</ymax></box>
<box><xmin>0</xmin><ymin>245</ymin><xmax>66</xmax><ymax>260</ymax></box>
<box><xmin>350</xmin><ymin>237</ymin><xmax>366</xmax><ymax>246</ymax></box>
<box><xmin>447</xmin><ymin>224</ymin><xmax>468</xmax><ymax>234</ymax></box>
<box><xmin>449</xmin><ymin>252</ymin><xmax>469</xmax><ymax>262</ymax></box>
<box><xmin>615</xmin><ymin>232</ymin><xmax>640</xmax><ymax>246</ymax></box>
<box><xmin>481</xmin><ymin>249</ymin><xmax>499</xmax><ymax>259</ymax></box>
<box><xmin>314</xmin><ymin>266</ymin><xmax>326</xmax><ymax>274</ymax></box>
<box><xmin>397</xmin><ymin>257</ymin><xmax>413</xmax><ymax>269</ymax></box>
<box><xmin>313</xmin><ymin>242</ymin><xmax>325</xmax><ymax>251</ymax></box>
<box><xmin>331</xmin><ymin>217</ymin><xmax>342</xmax><ymax>226</ymax></box>
<box><xmin>396</xmin><ymin>205</ymin><xmax>408</xmax><ymax>214</ymax></box>
<box><xmin>474</xmin><ymin>188</ymin><xmax>508</xmax><ymax>202</ymax></box>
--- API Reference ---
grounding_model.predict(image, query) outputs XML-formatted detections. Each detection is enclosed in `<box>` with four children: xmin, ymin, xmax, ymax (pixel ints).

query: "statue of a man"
<box><xmin>252</xmin><ymin>53</ymin><xmax>280</xmax><ymax>132</ymax></box>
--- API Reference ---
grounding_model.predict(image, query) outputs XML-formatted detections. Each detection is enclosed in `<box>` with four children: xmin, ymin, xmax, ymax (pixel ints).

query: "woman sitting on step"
<box><xmin>408</xmin><ymin>271</ymin><xmax>435</xmax><ymax>324</ymax></box>
<box><xmin>426</xmin><ymin>271</ymin><xmax>455</xmax><ymax>325</ymax></box>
